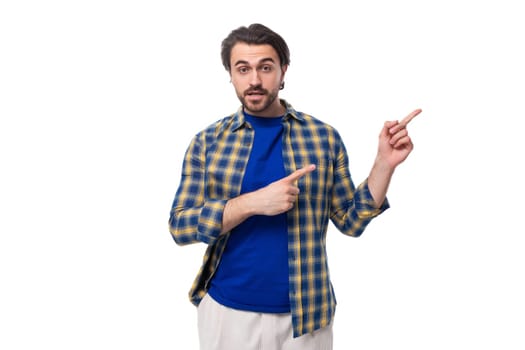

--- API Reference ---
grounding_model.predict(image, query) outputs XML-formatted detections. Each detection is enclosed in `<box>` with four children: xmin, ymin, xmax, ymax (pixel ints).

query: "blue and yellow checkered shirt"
<box><xmin>169</xmin><ymin>100</ymin><xmax>389</xmax><ymax>337</ymax></box>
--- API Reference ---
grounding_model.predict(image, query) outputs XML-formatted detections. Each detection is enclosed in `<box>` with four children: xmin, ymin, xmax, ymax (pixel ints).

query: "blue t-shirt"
<box><xmin>208</xmin><ymin>113</ymin><xmax>290</xmax><ymax>313</ymax></box>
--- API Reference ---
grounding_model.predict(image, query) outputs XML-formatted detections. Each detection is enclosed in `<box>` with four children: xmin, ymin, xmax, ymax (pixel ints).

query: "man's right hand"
<box><xmin>251</xmin><ymin>164</ymin><xmax>316</xmax><ymax>216</ymax></box>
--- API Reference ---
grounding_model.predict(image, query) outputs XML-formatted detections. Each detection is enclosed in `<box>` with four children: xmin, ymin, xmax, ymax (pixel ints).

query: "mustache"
<box><xmin>244</xmin><ymin>86</ymin><xmax>268</xmax><ymax>96</ymax></box>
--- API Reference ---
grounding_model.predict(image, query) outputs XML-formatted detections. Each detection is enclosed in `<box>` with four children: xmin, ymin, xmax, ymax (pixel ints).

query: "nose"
<box><xmin>249</xmin><ymin>70</ymin><xmax>262</xmax><ymax>87</ymax></box>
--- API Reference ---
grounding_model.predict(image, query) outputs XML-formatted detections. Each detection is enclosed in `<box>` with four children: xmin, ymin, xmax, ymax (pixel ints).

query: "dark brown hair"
<box><xmin>221</xmin><ymin>23</ymin><xmax>290</xmax><ymax>72</ymax></box>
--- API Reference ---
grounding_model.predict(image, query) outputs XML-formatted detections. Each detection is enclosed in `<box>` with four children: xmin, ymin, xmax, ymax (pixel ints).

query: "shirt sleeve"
<box><xmin>329</xmin><ymin>132</ymin><xmax>389</xmax><ymax>237</ymax></box>
<box><xmin>168</xmin><ymin>135</ymin><xmax>227</xmax><ymax>245</ymax></box>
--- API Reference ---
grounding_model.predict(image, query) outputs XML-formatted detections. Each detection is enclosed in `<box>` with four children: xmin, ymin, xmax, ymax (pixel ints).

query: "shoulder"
<box><xmin>290</xmin><ymin>109</ymin><xmax>344</xmax><ymax>143</ymax></box>
<box><xmin>284</xmin><ymin>100</ymin><xmax>340</xmax><ymax>135</ymax></box>
<box><xmin>192</xmin><ymin>113</ymin><xmax>239</xmax><ymax>142</ymax></box>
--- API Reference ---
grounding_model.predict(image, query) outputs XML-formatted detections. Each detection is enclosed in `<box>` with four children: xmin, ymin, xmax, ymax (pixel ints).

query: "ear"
<box><xmin>280</xmin><ymin>64</ymin><xmax>288</xmax><ymax>85</ymax></box>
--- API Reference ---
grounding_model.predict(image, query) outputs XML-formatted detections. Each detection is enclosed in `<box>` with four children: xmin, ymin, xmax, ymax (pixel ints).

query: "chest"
<box><xmin>204</xmin><ymin>123</ymin><xmax>335</xmax><ymax>200</ymax></box>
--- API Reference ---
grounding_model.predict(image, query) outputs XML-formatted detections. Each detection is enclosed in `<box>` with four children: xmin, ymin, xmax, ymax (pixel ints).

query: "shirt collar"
<box><xmin>231</xmin><ymin>99</ymin><xmax>305</xmax><ymax>131</ymax></box>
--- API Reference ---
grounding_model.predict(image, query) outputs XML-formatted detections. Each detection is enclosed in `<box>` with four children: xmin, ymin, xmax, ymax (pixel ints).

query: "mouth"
<box><xmin>245</xmin><ymin>89</ymin><xmax>266</xmax><ymax>97</ymax></box>
<box><xmin>244</xmin><ymin>90</ymin><xmax>266</xmax><ymax>104</ymax></box>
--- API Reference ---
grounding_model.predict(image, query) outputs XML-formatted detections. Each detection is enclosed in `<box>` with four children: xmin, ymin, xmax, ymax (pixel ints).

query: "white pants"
<box><xmin>197</xmin><ymin>293</ymin><xmax>333</xmax><ymax>350</ymax></box>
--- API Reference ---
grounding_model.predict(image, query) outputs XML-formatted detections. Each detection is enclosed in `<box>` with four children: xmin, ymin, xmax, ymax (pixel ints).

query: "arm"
<box><xmin>169</xmin><ymin>135</ymin><xmax>228</xmax><ymax>245</ymax></box>
<box><xmin>329</xmin><ymin>136</ymin><xmax>389</xmax><ymax>237</ymax></box>
<box><xmin>169</xmin><ymin>133</ymin><xmax>316</xmax><ymax>244</ymax></box>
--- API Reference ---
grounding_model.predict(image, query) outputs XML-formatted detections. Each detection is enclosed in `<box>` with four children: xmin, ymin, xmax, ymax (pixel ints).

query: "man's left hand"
<box><xmin>377</xmin><ymin>108</ymin><xmax>422</xmax><ymax>169</ymax></box>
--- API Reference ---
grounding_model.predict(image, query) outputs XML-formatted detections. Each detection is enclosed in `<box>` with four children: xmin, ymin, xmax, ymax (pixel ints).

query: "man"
<box><xmin>169</xmin><ymin>23</ymin><xmax>421</xmax><ymax>350</ymax></box>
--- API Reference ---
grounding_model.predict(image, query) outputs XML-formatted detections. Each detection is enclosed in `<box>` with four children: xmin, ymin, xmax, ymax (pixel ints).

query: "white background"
<box><xmin>1</xmin><ymin>0</ymin><xmax>524</xmax><ymax>349</ymax></box>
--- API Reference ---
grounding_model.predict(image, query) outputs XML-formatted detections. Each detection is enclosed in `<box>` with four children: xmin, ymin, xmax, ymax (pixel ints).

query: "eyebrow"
<box><xmin>233</xmin><ymin>57</ymin><xmax>276</xmax><ymax>67</ymax></box>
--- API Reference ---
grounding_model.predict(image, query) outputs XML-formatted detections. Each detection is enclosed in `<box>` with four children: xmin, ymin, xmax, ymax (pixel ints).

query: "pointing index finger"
<box><xmin>284</xmin><ymin>164</ymin><xmax>316</xmax><ymax>183</ymax></box>
<box><xmin>400</xmin><ymin>108</ymin><xmax>422</xmax><ymax>127</ymax></box>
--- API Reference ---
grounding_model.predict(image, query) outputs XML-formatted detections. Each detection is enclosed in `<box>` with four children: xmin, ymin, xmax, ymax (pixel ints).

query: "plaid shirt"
<box><xmin>169</xmin><ymin>100</ymin><xmax>389</xmax><ymax>337</ymax></box>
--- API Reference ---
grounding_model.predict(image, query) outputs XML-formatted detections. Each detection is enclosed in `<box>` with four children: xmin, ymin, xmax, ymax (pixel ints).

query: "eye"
<box><xmin>260</xmin><ymin>65</ymin><xmax>273</xmax><ymax>72</ymax></box>
<box><xmin>237</xmin><ymin>66</ymin><xmax>250</xmax><ymax>74</ymax></box>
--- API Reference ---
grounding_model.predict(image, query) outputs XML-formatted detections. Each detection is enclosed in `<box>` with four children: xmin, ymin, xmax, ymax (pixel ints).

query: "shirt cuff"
<box><xmin>196</xmin><ymin>199</ymin><xmax>228</xmax><ymax>244</ymax></box>
<box><xmin>354</xmin><ymin>180</ymin><xmax>390</xmax><ymax>219</ymax></box>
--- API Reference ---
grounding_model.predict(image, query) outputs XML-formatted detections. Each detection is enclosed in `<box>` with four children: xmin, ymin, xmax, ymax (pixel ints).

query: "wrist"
<box><xmin>373</xmin><ymin>155</ymin><xmax>396</xmax><ymax>175</ymax></box>
<box><xmin>232</xmin><ymin>192</ymin><xmax>259</xmax><ymax>217</ymax></box>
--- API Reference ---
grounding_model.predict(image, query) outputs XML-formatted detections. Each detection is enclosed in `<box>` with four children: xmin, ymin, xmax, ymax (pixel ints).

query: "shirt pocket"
<box><xmin>295</xmin><ymin>156</ymin><xmax>333</xmax><ymax>200</ymax></box>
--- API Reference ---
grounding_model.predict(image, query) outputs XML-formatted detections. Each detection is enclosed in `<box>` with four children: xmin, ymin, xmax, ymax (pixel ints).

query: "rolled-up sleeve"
<box><xmin>354</xmin><ymin>179</ymin><xmax>390</xmax><ymax>219</ymax></box>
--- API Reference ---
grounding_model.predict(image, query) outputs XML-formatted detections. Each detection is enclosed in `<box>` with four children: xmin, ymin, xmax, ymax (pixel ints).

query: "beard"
<box><xmin>237</xmin><ymin>85</ymin><xmax>279</xmax><ymax>115</ymax></box>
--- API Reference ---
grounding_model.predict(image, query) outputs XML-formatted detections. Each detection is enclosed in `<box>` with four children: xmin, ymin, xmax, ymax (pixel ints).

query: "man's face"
<box><xmin>229</xmin><ymin>42</ymin><xmax>287</xmax><ymax>117</ymax></box>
